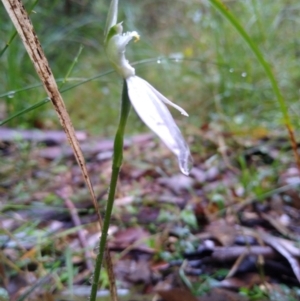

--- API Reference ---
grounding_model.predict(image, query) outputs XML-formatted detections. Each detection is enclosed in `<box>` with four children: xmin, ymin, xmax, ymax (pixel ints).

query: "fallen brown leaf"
<box><xmin>157</xmin><ymin>288</ymin><xmax>199</xmax><ymax>301</ymax></box>
<box><xmin>220</xmin><ymin>273</ymin><xmax>268</xmax><ymax>290</ymax></box>
<box><xmin>205</xmin><ymin>220</ymin><xmax>236</xmax><ymax>246</ymax></box>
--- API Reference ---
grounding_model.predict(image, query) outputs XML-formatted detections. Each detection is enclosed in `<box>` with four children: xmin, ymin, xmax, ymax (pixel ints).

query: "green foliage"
<box><xmin>240</xmin><ymin>285</ymin><xmax>269</xmax><ymax>300</ymax></box>
<box><xmin>1</xmin><ymin>0</ymin><xmax>300</xmax><ymax>136</ymax></box>
<box><xmin>179</xmin><ymin>206</ymin><xmax>198</xmax><ymax>229</ymax></box>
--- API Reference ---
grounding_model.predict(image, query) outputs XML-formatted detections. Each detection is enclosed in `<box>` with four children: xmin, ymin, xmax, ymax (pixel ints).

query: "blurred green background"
<box><xmin>1</xmin><ymin>0</ymin><xmax>300</xmax><ymax>138</ymax></box>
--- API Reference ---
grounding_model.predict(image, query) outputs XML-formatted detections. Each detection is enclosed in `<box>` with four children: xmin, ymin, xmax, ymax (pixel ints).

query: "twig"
<box><xmin>1</xmin><ymin>1</ymin><xmax>118</xmax><ymax>299</ymax></box>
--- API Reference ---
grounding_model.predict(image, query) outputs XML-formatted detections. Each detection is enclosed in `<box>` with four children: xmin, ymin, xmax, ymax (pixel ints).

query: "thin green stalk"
<box><xmin>89</xmin><ymin>80</ymin><xmax>131</xmax><ymax>301</ymax></box>
<box><xmin>208</xmin><ymin>0</ymin><xmax>300</xmax><ymax>170</ymax></box>
<box><xmin>0</xmin><ymin>82</ymin><xmax>43</xmax><ymax>98</ymax></box>
<box><xmin>58</xmin><ymin>45</ymin><xmax>83</xmax><ymax>89</ymax></box>
<box><xmin>0</xmin><ymin>77</ymin><xmax>87</xmax><ymax>99</ymax></box>
<box><xmin>0</xmin><ymin>31</ymin><xmax>17</xmax><ymax>57</ymax></box>
<box><xmin>65</xmin><ymin>246</ymin><xmax>74</xmax><ymax>296</ymax></box>
<box><xmin>0</xmin><ymin>98</ymin><xmax>50</xmax><ymax>126</ymax></box>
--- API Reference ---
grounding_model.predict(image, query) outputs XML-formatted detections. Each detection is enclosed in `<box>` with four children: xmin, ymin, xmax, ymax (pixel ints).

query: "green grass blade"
<box><xmin>208</xmin><ymin>0</ymin><xmax>300</xmax><ymax>169</ymax></box>
<box><xmin>59</xmin><ymin>45</ymin><xmax>83</xmax><ymax>89</ymax></box>
<box><xmin>208</xmin><ymin>0</ymin><xmax>290</xmax><ymax>126</ymax></box>
<box><xmin>0</xmin><ymin>48</ymin><xmax>104</xmax><ymax>127</ymax></box>
<box><xmin>0</xmin><ymin>31</ymin><xmax>18</xmax><ymax>57</ymax></box>
<box><xmin>0</xmin><ymin>98</ymin><xmax>50</xmax><ymax>126</ymax></box>
<box><xmin>0</xmin><ymin>77</ymin><xmax>90</xmax><ymax>99</ymax></box>
<box><xmin>65</xmin><ymin>246</ymin><xmax>74</xmax><ymax>296</ymax></box>
<box><xmin>0</xmin><ymin>83</ymin><xmax>42</xmax><ymax>98</ymax></box>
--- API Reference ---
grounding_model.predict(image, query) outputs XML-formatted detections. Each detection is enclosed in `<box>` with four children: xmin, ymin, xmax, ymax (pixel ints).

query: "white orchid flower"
<box><xmin>104</xmin><ymin>0</ymin><xmax>192</xmax><ymax>175</ymax></box>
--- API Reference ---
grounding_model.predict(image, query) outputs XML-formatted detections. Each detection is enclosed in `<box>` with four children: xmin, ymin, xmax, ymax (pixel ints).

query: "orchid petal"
<box><xmin>105</xmin><ymin>24</ymin><xmax>139</xmax><ymax>78</ymax></box>
<box><xmin>126</xmin><ymin>76</ymin><xmax>192</xmax><ymax>175</ymax></box>
<box><xmin>140</xmin><ymin>78</ymin><xmax>188</xmax><ymax>116</ymax></box>
<box><xmin>104</xmin><ymin>0</ymin><xmax>118</xmax><ymax>41</ymax></box>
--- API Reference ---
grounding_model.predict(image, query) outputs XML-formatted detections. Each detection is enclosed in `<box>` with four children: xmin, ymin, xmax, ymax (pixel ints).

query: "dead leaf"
<box><xmin>205</xmin><ymin>220</ymin><xmax>236</xmax><ymax>246</ymax></box>
<box><xmin>241</xmin><ymin>227</ymin><xmax>300</xmax><ymax>284</ymax></box>
<box><xmin>258</xmin><ymin>229</ymin><xmax>300</xmax><ymax>283</ymax></box>
<box><xmin>261</xmin><ymin>212</ymin><xmax>300</xmax><ymax>240</ymax></box>
<box><xmin>112</xmin><ymin>227</ymin><xmax>150</xmax><ymax>247</ymax></box>
<box><xmin>114</xmin><ymin>257</ymin><xmax>152</xmax><ymax>285</ymax></box>
<box><xmin>35</xmin><ymin>292</ymin><xmax>55</xmax><ymax>301</ymax></box>
<box><xmin>157</xmin><ymin>288</ymin><xmax>199</xmax><ymax>301</ymax></box>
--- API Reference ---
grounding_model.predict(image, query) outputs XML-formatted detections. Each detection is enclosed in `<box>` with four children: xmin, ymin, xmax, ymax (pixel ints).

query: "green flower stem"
<box><xmin>89</xmin><ymin>79</ymin><xmax>131</xmax><ymax>301</ymax></box>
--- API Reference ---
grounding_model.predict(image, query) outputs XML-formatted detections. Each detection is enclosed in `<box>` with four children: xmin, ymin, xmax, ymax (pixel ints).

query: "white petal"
<box><xmin>139</xmin><ymin>77</ymin><xmax>189</xmax><ymax>116</ymax></box>
<box><xmin>126</xmin><ymin>76</ymin><xmax>192</xmax><ymax>175</ymax></box>
<box><xmin>106</xmin><ymin>28</ymin><xmax>138</xmax><ymax>78</ymax></box>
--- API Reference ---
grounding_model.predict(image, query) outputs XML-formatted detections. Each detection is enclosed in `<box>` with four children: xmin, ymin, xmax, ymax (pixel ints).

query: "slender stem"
<box><xmin>58</xmin><ymin>45</ymin><xmax>83</xmax><ymax>89</ymax></box>
<box><xmin>89</xmin><ymin>79</ymin><xmax>131</xmax><ymax>301</ymax></box>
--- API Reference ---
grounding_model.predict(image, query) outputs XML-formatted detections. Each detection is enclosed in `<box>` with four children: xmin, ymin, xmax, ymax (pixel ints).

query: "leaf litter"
<box><xmin>1</xmin><ymin>124</ymin><xmax>300</xmax><ymax>301</ymax></box>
